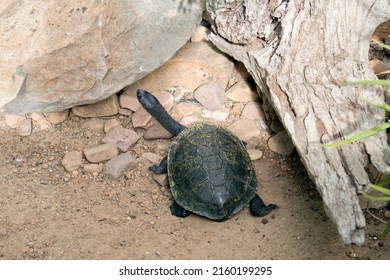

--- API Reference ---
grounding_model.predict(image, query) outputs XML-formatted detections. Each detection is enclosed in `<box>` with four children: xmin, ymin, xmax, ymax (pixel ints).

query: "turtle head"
<box><xmin>136</xmin><ymin>89</ymin><xmax>160</xmax><ymax>111</ymax></box>
<box><xmin>136</xmin><ymin>88</ymin><xmax>186</xmax><ymax>136</ymax></box>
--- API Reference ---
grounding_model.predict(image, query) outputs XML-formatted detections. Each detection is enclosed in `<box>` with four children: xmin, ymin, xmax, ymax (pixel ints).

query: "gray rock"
<box><xmin>118</xmin><ymin>108</ymin><xmax>133</xmax><ymax>116</ymax></box>
<box><xmin>143</xmin><ymin>123</ymin><xmax>173</xmax><ymax>140</ymax></box>
<box><xmin>31</xmin><ymin>112</ymin><xmax>51</xmax><ymax>130</ymax></box>
<box><xmin>228</xmin><ymin>119</ymin><xmax>261</xmax><ymax>141</ymax></box>
<box><xmin>180</xmin><ymin>115</ymin><xmax>200</xmax><ymax>126</ymax></box>
<box><xmin>62</xmin><ymin>151</ymin><xmax>83</xmax><ymax>172</ymax></box>
<box><xmin>119</xmin><ymin>90</ymin><xmax>142</xmax><ymax>112</ymax></box>
<box><xmin>104</xmin><ymin>119</ymin><xmax>121</xmax><ymax>133</ymax></box>
<box><xmin>268</xmin><ymin>130</ymin><xmax>295</xmax><ymax>156</ymax></box>
<box><xmin>82</xmin><ymin>118</ymin><xmax>105</xmax><ymax>131</ymax></box>
<box><xmin>101</xmin><ymin>126</ymin><xmax>140</xmax><ymax>152</ymax></box>
<box><xmin>141</xmin><ymin>153</ymin><xmax>163</xmax><ymax>165</ymax></box>
<box><xmin>241</xmin><ymin>101</ymin><xmax>263</xmax><ymax>119</ymax></box>
<box><xmin>227</xmin><ymin>81</ymin><xmax>258</xmax><ymax>102</ymax></box>
<box><xmin>229</xmin><ymin>103</ymin><xmax>243</xmax><ymax>118</ymax></box>
<box><xmin>173</xmin><ymin>102</ymin><xmax>202</xmax><ymax>120</ymax></box>
<box><xmin>18</xmin><ymin>118</ymin><xmax>32</xmax><ymax>136</ymax></box>
<box><xmin>153</xmin><ymin>173</ymin><xmax>169</xmax><ymax>187</ymax></box>
<box><xmin>270</xmin><ymin>119</ymin><xmax>285</xmax><ymax>133</ymax></box>
<box><xmin>247</xmin><ymin>149</ymin><xmax>263</xmax><ymax>160</ymax></box>
<box><xmin>122</xmin><ymin>41</ymin><xmax>235</xmax><ymax>96</ymax></box>
<box><xmin>103</xmin><ymin>153</ymin><xmax>139</xmax><ymax>179</ymax></box>
<box><xmin>203</xmin><ymin>108</ymin><xmax>230</xmax><ymax>122</ymax></box>
<box><xmin>0</xmin><ymin>1</ymin><xmax>203</xmax><ymax>114</ymax></box>
<box><xmin>193</xmin><ymin>81</ymin><xmax>226</xmax><ymax>111</ymax></box>
<box><xmin>83</xmin><ymin>164</ymin><xmax>102</xmax><ymax>174</ymax></box>
<box><xmin>5</xmin><ymin>114</ymin><xmax>25</xmax><ymax>129</ymax></box>
<box><xmin>44</xmin><ymin>110</ymin><xmax>69</xmax><ymax>125</ymax></box>
<box><xmin>72</xmin><ymin>95</ymin><xmax>120</xmax><ymax>118</ymax></box>
<box><xmin>84</xmin><ymin>143</ymin><xmax>119</xmax><ymax>163</ymax></box>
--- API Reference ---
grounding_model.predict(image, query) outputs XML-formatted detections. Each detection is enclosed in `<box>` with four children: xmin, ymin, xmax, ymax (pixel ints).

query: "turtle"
<box><xmin>137</xmin><ymin>89</ymin><xmax>277</xmax><ymax>221</ymax></box>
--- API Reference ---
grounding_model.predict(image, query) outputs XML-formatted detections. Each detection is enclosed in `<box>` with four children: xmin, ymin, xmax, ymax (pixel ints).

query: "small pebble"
<box><xmin>82</xmin><ymin>118</ymin><xmax>105</xmax><ymax>131</ymax></box>
<box><xmin>268</xmin><ymin>130</ymin><xmax>295</xmax><ymax>156</ymax></box>
<box><xmin>44</xmin><ymin>110</ymin><xmax>69</xmax><ymax>125</ymax></box>
<box><xmin>142</xmin><ymin>153</ymin><xmax>163</xmax><ymax>165</ymax></box>
<box><xmin>5</xmin><ymin>114</ymin><xmax>25</xmax><ymax>129</ymax></box>
<box><xmin>102</xmin><ymin>153</ymin><xmax>139</xmax><ymax>179</ymax></box>
<box><xmin>104</xmin><ymin>118</ymin><xmax>121</xmax><ymax>133</ymax></box>
<box><xmin>143</xmin><ymin>123</ymin><xmax>172</xmax><ymax>140</ymax></box>
<box><xmin>19</xmin><ymin>118</ymin><xmax>32</xmax><ymax>136</ymax></box>
<box><xmin>101</xmin><ymin>126</ymin><xmax>140</xmax><ymax>152</ymax></box>
<box><xmin>118</xmin><ymin>108</ymin><xmax>133</xmax><ymax>116</ymax></box>
<box><xmin>84</xmin><ymin>144</ymin><xmax>119</xmax><ymax>163</ymax></box>
<box><xmin>193</xmin><ymin>81</ymin><xmax>226</xmax><ymax>111</ymax></box>
<box><xmin>229</xmin><ymin>119</ymin><xmax>261</xmax><ymax>141</ymax></box>
<box><xmin>31</xmin><ymin>112</ymin><xmax>51</xmax><ymax>130</ymax></box>
<box><xmin>153</xmin><ymin>173</ymin><xmax>169</xmax><ymax>187</ymax></box>
<box><xmin>119</xmin><ymin>90</ymin><xmax>141</xmax><ymax>111</ymax></box>
<box><xmin>241</xmin><ymin>101</ymin><xmax>263</xmax><ymax>120</ymax></box>
<box><xmin>247</xmin><ymin>149</ymin><xmax>263</xmax><ymax>160</ymax></box>
<box><xmin>72</xmin><ymin>94</ymin><xmax>119</xmax><ymax>117</ymax></box>
<box><xmin>84</xmin><ymin>164</ymin><xmax>102</xmax><ymax>174</ymax></box>
<box><xmin>40</xmin><ymin>179</ymin><xmax>49</xmax><ymax>185</ymax></box>
<box><xmin>226</xmin><ymin>81</ymin><xmax>258</xmax><ymax>102</ymax></box>
<box><xmin>128</xmin><ymin>212</ymin><xmax>137</xmax><ymax>219</ymax></box>
<box><xmin>62</xmin><ymin>151</ymin><xmax>83</xmax><ymax>172</ymax></box>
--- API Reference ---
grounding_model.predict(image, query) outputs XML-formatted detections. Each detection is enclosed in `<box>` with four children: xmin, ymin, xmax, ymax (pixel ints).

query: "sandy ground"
<box><xmin>0</xmin><ymin>113</ymin><xmax>389</xmax><ymax>260</ymax></box>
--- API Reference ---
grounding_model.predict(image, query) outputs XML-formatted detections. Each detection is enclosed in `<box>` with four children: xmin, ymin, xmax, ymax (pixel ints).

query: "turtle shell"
<box><xmin>167</xmin><ymin>123</ymin><xmax>257</xmax><ymax>220</ymax></box>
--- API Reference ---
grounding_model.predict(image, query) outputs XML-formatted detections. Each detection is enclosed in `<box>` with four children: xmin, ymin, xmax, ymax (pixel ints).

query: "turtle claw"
<box><xmin>170</xmin><ymin>200</ymin><xmax>191</xmax><ymax>218</ymax></box>
<box><xmin>148</xmin><ymin>156</ymin><xmax>168</xmax><ymax>174</ymax></box>
<box><xmin>249</xmin><ymin>194</ymin><xmax>278</xmax><ymax>217</ymax></box>
<box><xmin>148</xmin><ymin>164</ymin><xmax>166</xmax><ymax>174</ymax></box>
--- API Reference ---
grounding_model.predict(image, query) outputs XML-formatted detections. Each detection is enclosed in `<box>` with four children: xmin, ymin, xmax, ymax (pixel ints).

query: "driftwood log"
<box><xmin>206</xmin><ymin>0</ymin><xmax>390</xmax><ymax>245</ymax></box>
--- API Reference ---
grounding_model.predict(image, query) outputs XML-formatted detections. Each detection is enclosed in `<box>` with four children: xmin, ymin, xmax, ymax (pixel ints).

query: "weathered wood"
<box><xmin>207</xmin><ymin>0</ymin><xmax>390</xmax><ymax>245</ymax></box>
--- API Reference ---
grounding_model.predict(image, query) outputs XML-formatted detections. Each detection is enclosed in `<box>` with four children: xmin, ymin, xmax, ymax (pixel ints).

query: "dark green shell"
<box><xmin>167</xmin><ymin>123</ymin><xmax>257</xmax><ymax>220</ymax></box>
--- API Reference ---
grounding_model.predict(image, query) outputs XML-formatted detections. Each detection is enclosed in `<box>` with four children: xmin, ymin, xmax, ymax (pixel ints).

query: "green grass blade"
<box><xmin>364</xmin><ymin>100</ymin><xmax>390</xmax><ymax>112</ymax></box>
<box><xmin>362</xmin><ymin>183</ymin><xmax>390</xmax><ymax>201</ymax></box>
<box><xmin>362</xmin><ymin>192</ymin><xmax>390</xmax><ymax>201</ymax></box>
<box><xmin>321</xmin><ymin>122</ymin><xmax>390</xmax><ymax>147</ymax></box>
<box><xmin>372</xmin><ymin>39</ymin><xmax>390</xmax><ymax>51</ymax></box>
<box><xmin>368</xmin><ymin>183</ymin><xmax>390</xmax><ymax>196</ymax></box>
<box><xmin>345</xmin><ymin>80</ymin><xmax>390</xmax><ymax>87</ymax></box>
<box><xmin>377</xmin><ymin>177</ymin><xmax>390</xmax><ymax>187</ymax></box>
<box><xmin>380</xmin><ymin>223</ymin><xmax>390</xmax><ymax>240</ymax></box>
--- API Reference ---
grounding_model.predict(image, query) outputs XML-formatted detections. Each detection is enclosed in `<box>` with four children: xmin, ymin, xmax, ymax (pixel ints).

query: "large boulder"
<box><xmin>0</xmin><ymin>0</ymin><xmax>204</xmax><ymax>114</ymax></box>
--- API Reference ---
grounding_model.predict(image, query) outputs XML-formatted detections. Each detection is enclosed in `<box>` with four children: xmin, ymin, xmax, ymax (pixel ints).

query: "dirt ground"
<box><xmin>0</xmin><ymin>112</ymin><xmax>389</xmax><ymax>260</ymax></box>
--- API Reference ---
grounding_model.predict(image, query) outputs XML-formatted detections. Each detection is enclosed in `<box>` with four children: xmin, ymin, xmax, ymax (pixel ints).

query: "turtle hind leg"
<box><xmin>170</xmin><ymin>200</ymin><xmax>191</xmax><ymax>218</ymax></box>
<box><xmin>148</xmin><ymin>156</ymin><xmax>168</xmax><ymax>174</ymax></box>
<box><xmin>249</xmin><ymin>194</ymin><xmax>278</xmax><ymax>217</ymax></box>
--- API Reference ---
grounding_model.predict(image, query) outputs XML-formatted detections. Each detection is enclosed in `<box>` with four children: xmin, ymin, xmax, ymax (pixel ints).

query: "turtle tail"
<box><xmin>137</xmin><ymin>89</ymin><xmax>186</xmax><ymax>136</ymax></box>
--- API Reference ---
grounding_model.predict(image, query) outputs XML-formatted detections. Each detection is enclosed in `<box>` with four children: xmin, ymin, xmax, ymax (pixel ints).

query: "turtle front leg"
<box><xmin>170</xmin><ymin>200</ymin><xmax>191</xmax><ymax>218</ymax></box>
<box><xmin>148</xmin><ymin>155</ymin><xmax>168</xmax><ymax>174</ymax></box>
<box><xmin>249</xmin><ymin>194</ymin><xmax>278</xmax><ymax>217</ymax></box>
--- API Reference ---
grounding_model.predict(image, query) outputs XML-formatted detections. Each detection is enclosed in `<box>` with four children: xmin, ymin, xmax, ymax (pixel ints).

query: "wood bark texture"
<box><xmin>207</xmin><ymin>0</ymin><xmax>390</xmax><ymax>245</ymax></box>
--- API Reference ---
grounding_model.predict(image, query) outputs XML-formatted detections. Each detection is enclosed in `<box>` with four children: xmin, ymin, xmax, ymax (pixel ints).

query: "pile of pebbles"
<box><xmin>1</xmin><ymin>25</ymin><xmax>296</xmax><ymax>183</ymax></box>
